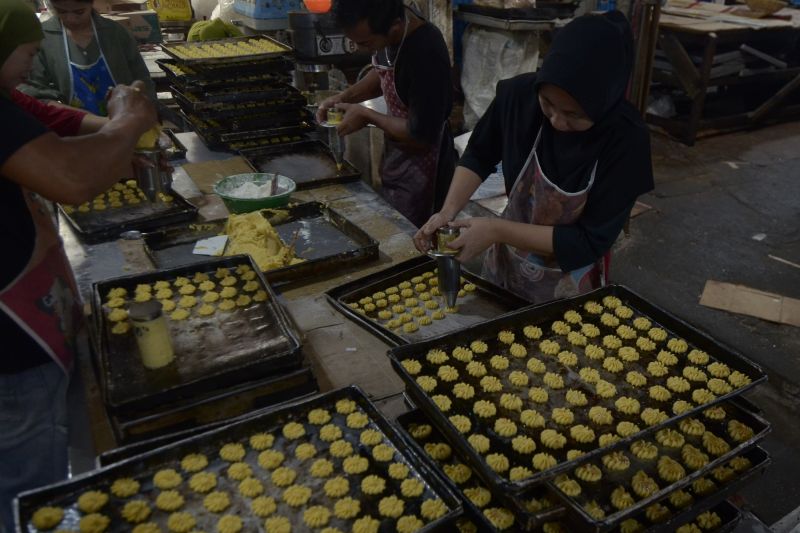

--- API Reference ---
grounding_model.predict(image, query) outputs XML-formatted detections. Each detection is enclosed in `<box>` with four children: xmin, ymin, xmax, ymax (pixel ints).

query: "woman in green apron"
<box><xmin>19</xmin><ymin>0</ymin><xmax>155</xmax><ymax>112</ymax></box>
<box><xmin>414</xmin><ymin>12</ymin><xmax>655</xmax><ymax>305</ymax></box>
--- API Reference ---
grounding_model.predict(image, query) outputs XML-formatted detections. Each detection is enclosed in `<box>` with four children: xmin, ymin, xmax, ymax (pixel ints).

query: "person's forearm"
<box><xmin>3</xmin><ymin>119</ymin><xmax>147</xmax><ymax>204</ymax></box>
<box><xmin>78</xmin><ymin>113</ymin><xmax>109</xmax><ymax>134</ymax></box>
<box><xmin>359</xmin><ymin>108</ymin><xmax>421</xmax><ymax>147</ymax></box>
<box><xmin>340</xmin><ymin>70</ymin><xmax>382</xmax><ymax>104</ymax></box>
<box><xmin>439</xmin><ymin>167</ymin><xmax>483</xmax><ymax>220</ymax></box>
<box><xmin>491</xmin><ymin>219</ymin><xmax>554</xmax><ymax>256</ymax></box>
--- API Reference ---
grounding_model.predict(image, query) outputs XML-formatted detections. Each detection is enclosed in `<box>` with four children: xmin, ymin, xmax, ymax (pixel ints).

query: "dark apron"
<box><xmin>483</xmin><ymin>126</ymin><xmax>606</xmax><ymax>304</ymax></box>
<box><xmin>0</xmin><ymin>189</ymin><xmax>81</xmax><ymax>374</ymax></box>
<box><xmin>372</xmin><ymin>49</ymin><xmax>445</xmax><ymax>228</ymax></box>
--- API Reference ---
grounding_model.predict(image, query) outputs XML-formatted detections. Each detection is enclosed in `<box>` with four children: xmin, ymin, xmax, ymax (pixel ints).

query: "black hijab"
<box><xmin>535</xmin><ymin>12</ymin><xmax>650</xmax><ymax>196</ymax></box>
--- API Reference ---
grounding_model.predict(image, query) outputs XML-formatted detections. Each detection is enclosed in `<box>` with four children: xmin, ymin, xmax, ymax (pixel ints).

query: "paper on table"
<box><xmin>700</xmin><ymin>280</ymin><xmax>800</xmax><ymax>327</ymax></box>
<box><xmin>193</xmin><ymin>235</ymin><xmax>228</xmax><ymax>256</ymax></box>
<box><xmin>182</xmin><ymin>157</ymin><xmax>255</xmax><ymax>194</ymax></box>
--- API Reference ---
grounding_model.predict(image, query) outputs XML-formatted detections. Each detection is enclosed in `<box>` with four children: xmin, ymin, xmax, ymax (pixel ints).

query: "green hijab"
<box><xmin>0</xmin><ymin>0</ymin><xmax>44</xmax><ymax>76</ymax></box>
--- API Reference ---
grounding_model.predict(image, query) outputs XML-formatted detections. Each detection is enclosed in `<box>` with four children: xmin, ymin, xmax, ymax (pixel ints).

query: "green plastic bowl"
<box><xmin>213</xmin><ymin>173</ymin><xmax>296</xmax><ymax>214</ymax></box>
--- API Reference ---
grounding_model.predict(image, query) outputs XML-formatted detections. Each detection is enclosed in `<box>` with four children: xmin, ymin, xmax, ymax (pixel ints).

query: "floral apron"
<box><xmin>372</xmin><ymin>39</ymin><xmax>444</xmax><ymax>228</ymax></box>
<box><xmin>483</xmin><ymin>126</ymin><xmax>606</xmax><ymax>304</ymax></box>
<box><xmin>0</xmin><ymin>189</ymin><xmax>81</xmax><ymax>374</ymax></box>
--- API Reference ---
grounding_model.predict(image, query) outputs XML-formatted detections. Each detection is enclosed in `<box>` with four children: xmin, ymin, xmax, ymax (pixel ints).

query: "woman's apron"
<box><xmin>483</xmin><ymin>126</ymin><xmax>607</xmax><ymax>304</ymax></box>
<box><xmin>372</xmin><ymin>21</ymin><xmax>446</xmax><ymax>228</ymax></box>
<box><xmin>0</xmin><ymin>189</ymin><xmax>80</xmax><ymax>374</ymax></box>
<box><xmin>63</xmin><ymin>18</ymin><xmax>116</xmax><ymax>116</ymax></box>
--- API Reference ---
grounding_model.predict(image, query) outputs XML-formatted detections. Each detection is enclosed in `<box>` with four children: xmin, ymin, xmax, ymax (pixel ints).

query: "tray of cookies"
<box><xmin>545</xmin><ymin>399</ymin><xmax>769</xmax><ymax>532</ymax></box>
<box><xmin>91</xmin><ymin>255</ymin><xmax>301</xmax><ymax>414</ymax></box>
<box><xmin>59</xmin><ymin>179</ymin><xmax>198</xmax><ymax>243</ymax></box>
<box><xmin>606</xmin><ymin>446</ymin><xmax>768</xmax><ymax>533</ymax></box>
<box><xmin>14</xmin><ymin>386</ymin><xmax>463</xmax><ymax>533</ymax></box>
<box><xmin>397</xmin><ymin>409</ymin><xmax>565</xmax><ymax>532</ymax></box>
<box><xmin>670</xmin><ymin>499</ymin><xmax>742</xmax><ymax>533</ymax></box>
<box><xmin>326</xmin><ymin>255</ymin><xmax>531</xmax><ymax>346</ymax></box>
<box><xmin>162</xmin><ymin>35</ymin><xmax>292</xmax><ymax>65</ymax></box>
<box><xmin>143</xmin><ymin>202</ymin><xmax>379</xmax><ymax>285</ymax></box>
<box><xmin>388</xmin><ymin>285</ymin><xmax>767</xmax><ymax>494</ymax></box>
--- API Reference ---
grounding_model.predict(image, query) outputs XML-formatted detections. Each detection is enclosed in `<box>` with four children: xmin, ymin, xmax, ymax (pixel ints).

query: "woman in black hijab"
<box><xmin>414</xmin><ymin>11</ymin><xmax>654</xmax><ymax>304</ymax></box>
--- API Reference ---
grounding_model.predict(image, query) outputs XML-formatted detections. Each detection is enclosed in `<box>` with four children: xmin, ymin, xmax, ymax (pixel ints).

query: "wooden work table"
<box><xmin>648</xmin><ymin>0</ymin><xmax>800</xmax><ymax>144</ymax></box>
<box><xmin>63</xmin><ymin>133</ymin><xmax>424</xmax><ymax>454</ymax></box>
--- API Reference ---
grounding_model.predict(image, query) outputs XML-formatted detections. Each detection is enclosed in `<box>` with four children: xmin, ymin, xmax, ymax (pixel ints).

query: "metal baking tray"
<box><xmin>157</xmin><ymin>59</ymin><xmax>291</xmax><ymax>91</ymax></box>
<box><xmin>143</xmin><ymin>202</ymin><xmax>379</xmax><ymax>285</ymax></box>
<box><xmin>14</xmin><ymin>386</ymin><xmax>463</xmax><ymax>533</ymax></box>
<box><xmin>388</xmin><ymin>284</ymin><xmax>768</xmax><ymax>494</ymax></box>
<box><xmin>92</xmin><ymin>255</ymin><xmax>301</xmax><ymax>414</ymax></box>
<box><xmin>182</xmin><ymin>84</ymin><xmax>301</xmax><ymax>106</ymax></box>
<box><xmin>240</xmin><ymin>139</ymin><xmax>361</xmax><ymax>189</ymax></box>
<box><xmin>174</xmin><ymin>88</ymin><xmax>308</xmax><ymax>120</ymax></box>
<box><xmin>58</xmin><ymin>190</ymin><xmax>197</xmax><ymax>244</ymax></box>
<box><xmin>327</xmin><ymin>255</ymin><xmax>530</xmax><ymax>346</ymax></box>
<box><xmin>641</xmin><ymin>446</ymin><xmax>769</xmax><ymax>533</ymax></box>
<box><xmin>161</xmin><ymin>35</ymin><xmax>292</xmax><ymax>65</ymax></box>
<box><xmin>109</xmin><ymin>367</ymin><xmax>318</xmax><ymax>446</ymax></box>
<box><xmin>397</xmin><ymin>409</ymin><xmax>565</xmax><ymax>532</ymax></box>
<box><xmin>670</xmin><ymin>499</ymin><xmax>742</xmax><ymax>533</ymax></box>
<box><xmin>548</xmin><ymin>399</ymin><xmax>770</xmax><ymax>532</ymax></box>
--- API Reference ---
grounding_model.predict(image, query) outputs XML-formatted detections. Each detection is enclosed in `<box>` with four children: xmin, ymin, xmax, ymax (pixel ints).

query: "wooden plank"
<box><xmin>659</xmin><ymin>33</ymin><xmax>702</xmax><ymax>98</ymax></box>
<box><xmin>749</xmin><ymin>71</ymin><xmax>800</xmax><ymax>122</ymax></box>
<box><xmin>700</xmin><ymin>280</ymin><xmax>800</xmax><ymax>327</ymax></box>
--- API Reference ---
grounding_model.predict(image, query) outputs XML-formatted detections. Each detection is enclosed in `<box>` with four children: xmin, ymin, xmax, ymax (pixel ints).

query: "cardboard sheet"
<box><xmin>700</xmin><ymin>280</ymin><xmax>800</xmax><ymax>327</ymax></box>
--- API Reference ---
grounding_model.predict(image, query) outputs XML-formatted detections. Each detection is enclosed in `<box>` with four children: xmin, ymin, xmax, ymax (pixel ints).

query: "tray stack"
<box><xmin>388</xmin><ymin>285</ymin><xmax>772</xmax><ymax>531</ymax></box>
<box><xmin>90</xmin><ymin>255</ymin><xmax>318</xmax><ymax>443</ymax></box>
<box><xmin>14</xmin><ymin>387</ymin><xmax>464</xmax><ymax>533</ymax></box>
<box><xmin>159</xmin><ymin>36</ymin><xmax>313</xmax><ymax>152</ymax></box>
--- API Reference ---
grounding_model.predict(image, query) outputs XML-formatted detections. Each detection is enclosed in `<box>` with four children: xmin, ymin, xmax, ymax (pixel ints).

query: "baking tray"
<box><xmin>388</xmin><ymin>284</ymin><xmax>768</xmax><ymax>494</ymax></box>
<box><xmin>109</xmin><ymin>368</ymin><xmax>318</xmax><ymax>446</ymax></box>
<box><xmin>157</xmin><ymin>58</ymin><xmax>291</xmax><ymax>91</ymax></box>
<box><xmin>670</xmin><ymin>499</ymin><xmax>742</xmax><ymax>533</ymax></box>
<box><xmin>327</xmin><ymin>255</ymin><xmax>531</xmax><ymax>346</ymax></box>
<box><xmin>182</xmin><ymin>84</ymin><xmax>301</xmax><ymax>106</ymax></box>
<box><xmin>161</xmin><ymin>35</ymin><xmax>292</xmax><ymax>65</ymax></box>
<box><xmin>458</xmin><ymin>2</ymin><xmax>579</xmax><ymax>20</ymax></box>
<box><xmin>143</xmin><ymin>202</ymin><xmax>379</xmax><ymax>285</ymax></box>
<box><xmin>92</xmin><ymin>255</ymin><xmax>301</xmax><ymax>414</ymax></box>
<box><xmin>397</xmin><ymin>409</ymin><xmax>565</xmax><ymax>532</ymax></box>
<box><xmin>58</xmin><ymin>189</ymin><xmax>197</xmax><ymax>244</ymax></box>
<box><xmin>14</xmin><ymin>386</ymin><xmax>463</xmax><ymax>533</ymax></box>
<box><xmin>240</xmin><ymin>139</ymin><xmax>361</xmax><ymax>189</ymax></box>
<box><xmin>174</xmin><ymin>88</ymin><xmax>308</xmax><ymax>120</ymax></box>
<box><xmin>547</xmin><ymin>399</ymin><xmax>769</xmax><ymax>531</ymax></box>
<box><xmin>640</xmin><ymin>446</ymin><xmax>769</xmax><ymax>533</ymax></box>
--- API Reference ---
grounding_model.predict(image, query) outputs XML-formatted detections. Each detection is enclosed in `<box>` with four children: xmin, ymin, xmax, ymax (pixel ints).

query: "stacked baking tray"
<box><xmin>388</xmin><ymin>285</ymin><xmax>771</xmax><ymax>531</ymax></box>
<box><xmin>90</xmin><ymin>255</ymin><xmax>317</xmax><ymax>443</ymax></box>
<box><xmin>14</xmin><ymin>387</ymin><xmax>463</xmax><ymax>533</ymax></box>
<box><xmin>159</xmin><ymin>36</ymin><xmax>313</xmax><ymax>152</ymax></box>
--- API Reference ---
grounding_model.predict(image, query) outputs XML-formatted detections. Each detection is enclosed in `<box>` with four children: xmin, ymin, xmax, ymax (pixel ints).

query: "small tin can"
<box><xmin>436</xmin><ymin>226</ymin><xmax>460</xmax><ymax>254</ymax></box>
<box><xmin>128</xmin><ymin>301</ymin><xmax>175</xmax><ymax>369</ymax></box>
<box><xmin>326</xmin><ymin>107</ymin><xmax>344</xmax><ymax>125</ymax></box>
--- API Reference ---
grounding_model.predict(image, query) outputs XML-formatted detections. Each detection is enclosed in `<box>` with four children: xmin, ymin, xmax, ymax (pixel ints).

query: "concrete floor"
<box><xmin>614</xmin><ymin>122</ymin><xmax>800</xmax><ymax>526</ymax></box>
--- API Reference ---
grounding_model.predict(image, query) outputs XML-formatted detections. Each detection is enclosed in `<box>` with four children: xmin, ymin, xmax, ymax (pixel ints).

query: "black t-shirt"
<box><xmin>380</xmin><ymin>20</ymin><xmax>453</xmax><ymax>146</ymax></box>
<box><xmin>378</xmin><ymin>17</ymin><xmax>456</xmax><ymax>211</ymax></box>
<box><xmin>460</xmin><ymin>73</ymin><xmax>653</xmax><ymax>272</ymax></box>
<box><xmin>0</xmin><ymin>95</ymin><xmax>52</xmax><ymax>373</ymax></box>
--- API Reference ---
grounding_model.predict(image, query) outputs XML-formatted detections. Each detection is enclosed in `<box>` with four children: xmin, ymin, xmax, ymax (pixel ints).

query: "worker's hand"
<box><xmin>107</xmin><ymin>81</ymin><xmax>157</xmax><ymax>135</ymax></box>
<box><xmin>447</xmin><ymin>218</ymin><xmax>498</xmax><ymax>263</ymax></box>
<box><xmin>316</xmin><ymin>93</ymin><xmax>343</xmax><ymax>123</ymax></box>
<box><xmin>413</xmin><ymin>212</ymin><xmax>452</xmax><ymax>253</ymax></box>
<box><xmin>335</xmin><ymin>103</ymin><xmax>369</xmax><ymax>136</ymax></box>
